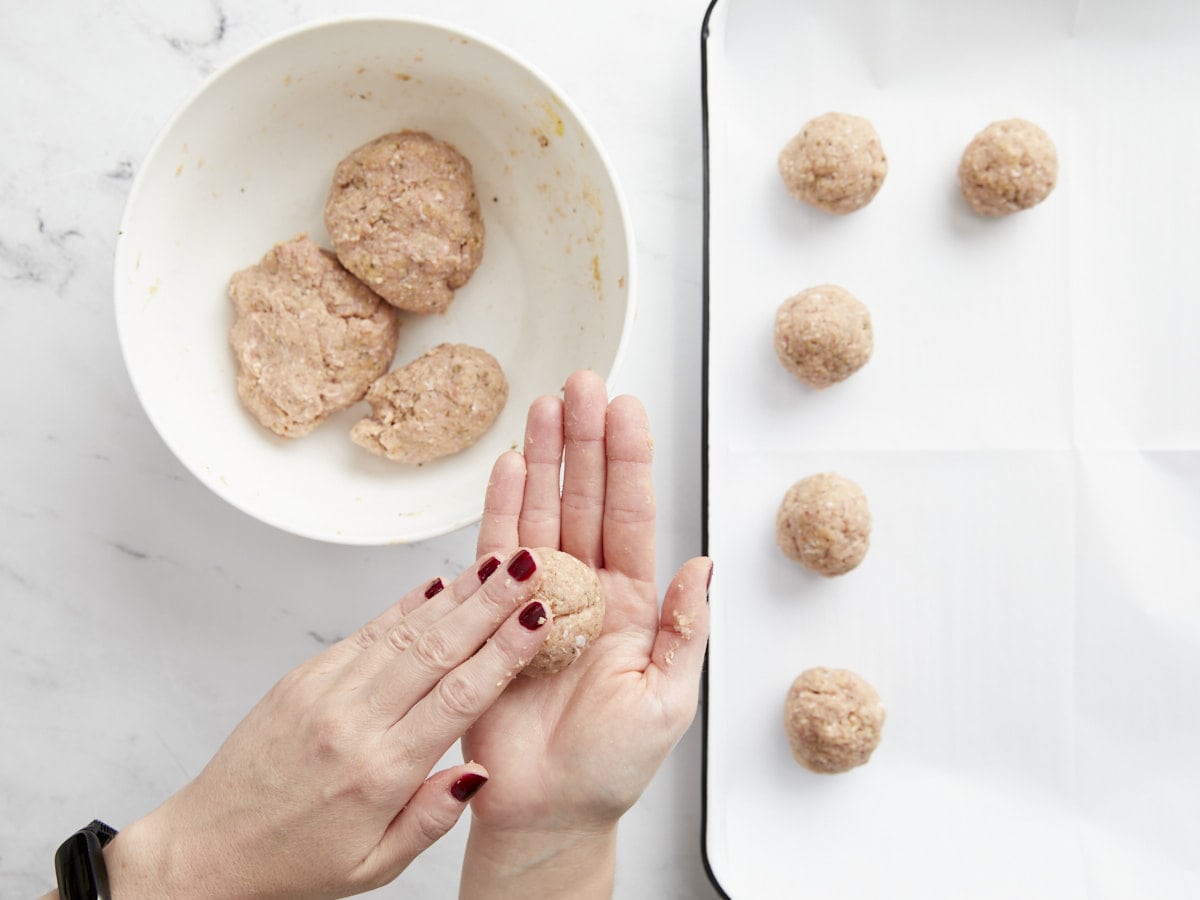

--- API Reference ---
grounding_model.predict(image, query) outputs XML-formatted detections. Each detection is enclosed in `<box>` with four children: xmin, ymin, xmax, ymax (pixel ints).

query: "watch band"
<box><xmin>54</xmin><ymin>820</ymin><xmax>118</xmax><ymax>900</ymax></box>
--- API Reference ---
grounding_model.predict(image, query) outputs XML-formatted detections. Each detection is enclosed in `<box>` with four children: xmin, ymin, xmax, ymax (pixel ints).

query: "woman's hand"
<box><xmin>460</xmin><ymin>370</ymin><xmax>712</xmax><ymax>899</ymax></box>
<box><xmin>102</xmin><ymin>549</ymin><xmax>552</xmax><ymax>900</ymax></box>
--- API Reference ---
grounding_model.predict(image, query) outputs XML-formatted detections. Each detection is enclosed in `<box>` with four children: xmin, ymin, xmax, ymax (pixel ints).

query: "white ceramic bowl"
<box><xmin>115</xmin><ymin>17</ymin><xmax>634</xmax><ymax>545</ymax></box>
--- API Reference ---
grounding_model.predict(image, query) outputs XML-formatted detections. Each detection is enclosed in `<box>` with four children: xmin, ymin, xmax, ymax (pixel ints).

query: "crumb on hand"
<box><xmin>672</xmin><ymin>610</ymin><xmax>693</xmax><ymax>640</ymax></box>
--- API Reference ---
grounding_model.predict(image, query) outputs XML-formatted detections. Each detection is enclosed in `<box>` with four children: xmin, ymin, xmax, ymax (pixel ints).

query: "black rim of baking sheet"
<box><xmin>699</xmin><ymin>0</ymin><xmax>732</xmax><ymax>897</ymax></box>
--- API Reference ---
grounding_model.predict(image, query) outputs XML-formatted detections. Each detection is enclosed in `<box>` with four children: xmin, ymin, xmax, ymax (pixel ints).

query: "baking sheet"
<box><xmin>700</xmin><ymin>0</ymin><xmax>1200</xmax><ymax>896</ymax></box>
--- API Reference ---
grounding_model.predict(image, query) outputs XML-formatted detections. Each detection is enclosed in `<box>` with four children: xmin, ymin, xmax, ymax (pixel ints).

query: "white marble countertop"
<box><xmin>0</xmin><ymin>0</ymin><xmax>720</xmax><ymax>896</ymax></box>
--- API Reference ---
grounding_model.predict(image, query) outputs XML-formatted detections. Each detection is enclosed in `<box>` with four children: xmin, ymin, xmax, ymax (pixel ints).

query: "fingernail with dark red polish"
<box><xmin>424</xmin><ymin>578</ymin><xmax>444</xmax><ymax>599</ymax></box>
<box><xmin>450</xmin><ymin>773</ymin><xmax>488</xmax><ymax>802</ymax></box>
<box><xmin>519</xmin><ymin>601</ymin><xmax>548</xmax><ymax>631</ymax></box>
<box><xmin>478</xmin><ymin>556</ymin><xmax>501</xmax><ymax>583</ymax></box>
<box><xmin>507</xmin><ymin>549</ymin><xmax>536</xmax><ymax>582</ymax></box>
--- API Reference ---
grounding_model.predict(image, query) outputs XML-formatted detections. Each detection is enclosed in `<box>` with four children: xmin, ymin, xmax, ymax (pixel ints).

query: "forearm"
<box><xmin>459</xmin><ymin>821</ymin><xmax>617</xmax><ymax>900</ymax></box>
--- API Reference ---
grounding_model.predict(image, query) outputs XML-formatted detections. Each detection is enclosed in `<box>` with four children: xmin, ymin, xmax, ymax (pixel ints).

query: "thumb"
<box><xmin>373</xmin><ymin>763</ymin><xmax>489</xmax><ymax>881</ymax></box>
<box><xmin>648</xmin><ymin>557</ymin><xmax>712</xmax><ymax>720</ymax></box>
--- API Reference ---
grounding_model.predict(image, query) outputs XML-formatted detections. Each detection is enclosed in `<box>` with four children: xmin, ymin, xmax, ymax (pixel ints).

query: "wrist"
<box><xmin>99</xmin><ymin>816</ymin><xmax>170</xmax><ymax>899</ymax></box>
<box><xmin>101</xmin><ymin>805</ymin><xmax>224</xmax><ymax>900</ymax></box>
<box><xmin>461</xmin><ymin>820</ymin><xmax>618</xmax><ymax>900</ymax></box>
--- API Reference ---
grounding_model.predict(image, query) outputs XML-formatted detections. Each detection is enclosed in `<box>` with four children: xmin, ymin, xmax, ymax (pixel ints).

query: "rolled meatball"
<box><xmin>778</xmin><ymin>112</ymin><xmax>887</xmax><ymax>214</ymax></box>
<box><xmin>521</xmin><ymin>548</ymin><xmax>605</xmax><ymax>678</ymax></box>
<box><xmin>958</xmin><ymin>118</ymin><xmax>1058</xmax><ymax>217</ymax></box>
<box><xmin>774</xmin><ymin>285</ymin><xmax>873</xmax><ymax>389</ymax></box>
<box><xmin>785</xmin><ymin>667</ymin><xmax>885</xmax><ymax>774</ymax></box>
<box><xmin>776</xmin><ymin>472</ymin><xmax>871</xmax><ymax>576</ymax></box>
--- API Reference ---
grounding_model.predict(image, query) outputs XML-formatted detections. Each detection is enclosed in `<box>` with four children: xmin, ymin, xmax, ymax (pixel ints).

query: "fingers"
<box><xmin>649</xmin><ymin>557</ymin><xmax>713</xmax><ymax>723</ymax></box>
<box><xmin>393</xmin><ymin>576</ymin><xmax>448</xmax><ymax>619</ymax></box>
<box><xmin>560</xmin><ymin>370</ymin><xmax>609</xmax><ymax>566</ymax></box>
<box><xmin>354</xmin><ymin>577</ymin><xmax>447</xmax><ymax>649</ymax></box>
<box><xmin>375</xmin><ymin>553</ymin><xmax>509</xmax><ymax>651</ymax></box>
<box><xmin>334</xmin><ymin>553</ymin><xmax>511</xmax><ymax>698</ymax></box>
<box><xmin>478</xmin><ymin>451</ymin><xmax>526</xmax><ymax>559</ymax></box>
<box><xmin>518</xmin><ymin>394</ymin><xmax>566</xmax><ymax>550</ymax></box>
<box><xmin>385</xmin><ymin>594</ymin><xmax>552</xmax><ymax>763</ymax></box>
<box><xmin>601</xmin><ymin>394</ymin><xmax>657</xmax><ymax>584</ymax></box>
<box><xmin>484</xmin><ymin>370</ymin><xmax>648</xmax><ymax>579</ymax></box>
<box><xmin>370</xmin><ymin>763</ymin><xmax>489</xmax><ymax>884</ymax></box>
<box><xmin>364</xmin><ymin>549</ymin><xmax>549</xmax><ymax>727</ymax></box>
<box><xmin>313</xmin><ymin>576</ymin><xmax>449</xmax><ymax>674</ymax></box>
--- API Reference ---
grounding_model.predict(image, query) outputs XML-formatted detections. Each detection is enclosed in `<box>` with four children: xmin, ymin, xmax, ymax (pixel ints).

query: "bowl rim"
<box><xmin>113</xmin><ymin>14</ymin><xmax>638</xmax><ymax>545</ymax></box>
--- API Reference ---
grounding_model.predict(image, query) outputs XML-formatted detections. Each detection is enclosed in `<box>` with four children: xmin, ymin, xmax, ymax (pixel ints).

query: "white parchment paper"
<box><xmin>703</xmin><ymin>0</ymin><xmax>1200</xmax><ymax>896</ymax></box>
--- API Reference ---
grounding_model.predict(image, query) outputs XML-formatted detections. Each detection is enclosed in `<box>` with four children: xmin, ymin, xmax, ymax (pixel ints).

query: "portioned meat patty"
<box><xmin>228</xmin><ymin>235</ymin><xmax>400</xmax><ymax>438</ymax></box>
<box><xmin>351</xmin><ymin>343</ymin><xmax>507</xmax><ymax>463</ymax></box>
<box><xmin>324</xmin><ymin>131</ymin><xmax>485</xmax><ymax>314</ymax></box>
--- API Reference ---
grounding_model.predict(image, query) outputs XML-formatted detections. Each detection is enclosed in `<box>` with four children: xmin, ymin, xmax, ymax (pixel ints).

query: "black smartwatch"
<box><xmin>54</xmin><ymin>820</ymin><xmax>118</xmax><ymax>900</ymax></box>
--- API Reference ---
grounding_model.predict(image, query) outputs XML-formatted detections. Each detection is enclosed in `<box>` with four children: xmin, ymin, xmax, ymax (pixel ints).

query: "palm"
<box><xmin>463</xmin><ymin>573</ymin><xmax>664</xmax><ymax>829</ymax></box>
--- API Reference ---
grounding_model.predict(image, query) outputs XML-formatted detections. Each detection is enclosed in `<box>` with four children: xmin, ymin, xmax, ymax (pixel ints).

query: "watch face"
<box><xmin>55</xmin><ymin>830</ymin><xmax>109</xmax><ymax>900</ymax></box>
